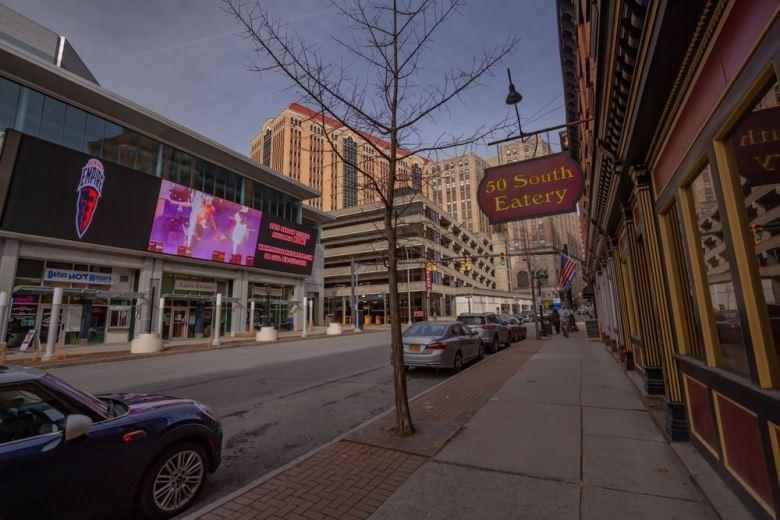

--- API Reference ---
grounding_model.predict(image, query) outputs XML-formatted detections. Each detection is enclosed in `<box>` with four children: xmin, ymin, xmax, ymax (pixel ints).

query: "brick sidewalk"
<box><xmin>191</xmin><ymin>340</ymin><xmax>543</xmax><ymax>520</ymax></box>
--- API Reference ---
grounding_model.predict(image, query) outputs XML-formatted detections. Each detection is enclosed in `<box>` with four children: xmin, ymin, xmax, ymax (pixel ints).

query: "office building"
<box><xmin>321</xmin><ymin>189</ymin><xmax>531</xmax><ymax>323</ymax></box>
<box><xmin>250</xmin><ymin>103</ymin><xmax>428</xmax><ymax>212</ymax></box>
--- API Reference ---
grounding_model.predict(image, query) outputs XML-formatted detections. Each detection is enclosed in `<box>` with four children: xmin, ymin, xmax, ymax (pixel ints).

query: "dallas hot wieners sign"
<box><xmin>477</xmin><ymin>152</ymin><xmax>584</xmax><ymax>223</ymax></box>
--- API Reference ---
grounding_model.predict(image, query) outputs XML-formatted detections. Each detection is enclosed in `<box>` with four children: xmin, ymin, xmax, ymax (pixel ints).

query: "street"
<box><xmin>49</xmin><ymin>332</ymin><xmax>447</xmax><ymax>511</ymax></box>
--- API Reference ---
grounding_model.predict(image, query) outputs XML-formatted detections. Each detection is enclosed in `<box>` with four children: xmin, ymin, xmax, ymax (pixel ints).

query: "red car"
<box><xmin>499</xmin><ymin>315</ymin><xmax>527</xmax><ymax>342</ymax></box>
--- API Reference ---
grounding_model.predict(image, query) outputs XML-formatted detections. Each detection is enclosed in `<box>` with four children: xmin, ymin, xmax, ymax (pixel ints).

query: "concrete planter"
<box><xmin>130</xmin><ymin>333</ymin><xmax>164</xmax><ymax>354</ymax></box>
<box><xmin>326</xmin><ymin>323</ymin><xmax>343</xmax><ymax>335</ymax></box>
<box><xmin>256</xmin><ymin>327</ymin><xmax>277</xmax><ymax>342</ymax></box>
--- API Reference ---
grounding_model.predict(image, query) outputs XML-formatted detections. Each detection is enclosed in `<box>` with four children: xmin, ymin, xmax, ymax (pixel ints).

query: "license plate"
<box><xmin>408</xmin><ymin>344</ymin><xmax>420</xmax><ymax>352</ymax></box>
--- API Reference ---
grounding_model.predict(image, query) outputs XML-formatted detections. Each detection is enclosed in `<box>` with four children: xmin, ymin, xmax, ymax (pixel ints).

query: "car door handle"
<box><xmin>122</xmin><ymin>430</ymin><xmax>147</xmax><ymax>443</ymax></box>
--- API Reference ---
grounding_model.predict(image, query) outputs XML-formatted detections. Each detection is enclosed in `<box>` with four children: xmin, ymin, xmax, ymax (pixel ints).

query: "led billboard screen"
<box><xmin>254</xmin><ymin>213</ymin><xmax>317</xmax><ymax>276</ymax></box>
<box><xmin>147</xmin><ymin>180</ymin><xmax>261</xmax><ymax>266</ymax></box>
<box><xmin>0</xmin><ymin>134</ymin><xmax>160</xmax><ymax>250</ymax></box>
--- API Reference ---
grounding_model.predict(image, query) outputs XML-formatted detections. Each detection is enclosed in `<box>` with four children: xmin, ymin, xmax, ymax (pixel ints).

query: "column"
<box><xmin>231</xmin><ymin>271</ymin><xmax>249</xmax><ymax>335</ymax></box>
<box><xmin>136</xmin><ymin>258</ymin><xmax>163</xmax><ymax>338</ymax></box>
<box><xmin>632</xmin><ymin>167</ymin><xmax>687</xmax><ymax>439</ymax></box>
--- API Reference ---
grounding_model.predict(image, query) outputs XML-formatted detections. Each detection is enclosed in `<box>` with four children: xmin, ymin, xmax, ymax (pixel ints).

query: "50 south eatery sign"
<box><xmin>477</xmin><ymin>152</ymin><xmax>584</xmax><ymax>223</ymax></box>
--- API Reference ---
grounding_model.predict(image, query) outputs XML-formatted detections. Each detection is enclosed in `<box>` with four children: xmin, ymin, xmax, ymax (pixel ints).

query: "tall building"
<box><xmin>427</xmin><ymin>152</ymin><xmax>492</xmax><ymax>236</ymax></box>
<box><xmin>250</xmin><ymin>103</ymin><xmax>427</xmax><ymax>212</ymax></box>
<box><xmin>498</xmin><ymin>134</ymin><xmax>553</xmax><ymax>164</ymax></box>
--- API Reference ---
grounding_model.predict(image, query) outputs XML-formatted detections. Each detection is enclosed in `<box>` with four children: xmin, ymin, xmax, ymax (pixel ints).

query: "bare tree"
<box><xmin>224</xmin><ymin>0</ymin><xmax>518</xmax><ymax>435</ymax></box>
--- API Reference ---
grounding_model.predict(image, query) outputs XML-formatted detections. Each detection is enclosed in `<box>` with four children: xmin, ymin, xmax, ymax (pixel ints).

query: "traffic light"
<box><xmin>752</xmin><ymin>224</ymin><xmax>763</xmax><ymax>244</ymax></box>
<box><xmin>499</xmin><ymin>251</ymin><xmax>507</xmax><ymax>265</ymax></box>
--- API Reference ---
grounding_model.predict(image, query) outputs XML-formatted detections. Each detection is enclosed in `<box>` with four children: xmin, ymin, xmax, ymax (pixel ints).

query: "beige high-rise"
<box><xmin>426</xmin><ymin>152</ymin><xmax>492</xmax><ymax>236</ymax></box>
<box><xmin>250</xmin><ymin>103</ymin><xmax>427</xmax><ymax>212</ymax></box>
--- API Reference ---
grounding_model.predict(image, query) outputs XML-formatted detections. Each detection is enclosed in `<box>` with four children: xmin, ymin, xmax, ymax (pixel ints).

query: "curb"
<box><xmin>10</xmin><ymin>329</ymin><xmax>386</xmax><ymax>370</ymax></box>
<box><xmin>180</xmin><ymin>340</ymin><xmax>530</xmax><ymax>520</ymax></box>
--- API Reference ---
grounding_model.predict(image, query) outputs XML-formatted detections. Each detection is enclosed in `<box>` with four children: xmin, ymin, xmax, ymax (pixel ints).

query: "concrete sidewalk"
<box><xmin>187</xmin><ymin>330</ymin><xmax>750</xmax><ymax>520</ymax></box>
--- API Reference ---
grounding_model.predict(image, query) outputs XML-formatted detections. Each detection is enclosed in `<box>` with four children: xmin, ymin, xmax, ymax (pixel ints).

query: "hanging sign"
<box><xmin>477</xmin><ymin>152</ymin><xmax>584</xmax><ymax>223</ymax></box>
<box><xmin>730</xmin><ymin>106</ymin><xmax>780</xmax><ymax>187</ymax></box>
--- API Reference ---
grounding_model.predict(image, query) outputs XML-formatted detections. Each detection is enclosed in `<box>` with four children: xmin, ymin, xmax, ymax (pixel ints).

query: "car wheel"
<box><xmin>477</xmin><ymin>344</ymin><xmax>484</xmax><ymax>360</ymax></box>
<box><xmin>452</xmin><ymin>351</ymin><xmax>463</xmax><ymax>372</ymax></box>
<box><xmin>138</xmin><ymin>441</ymin><xmax>207</xmax><ymax>519</ymax></box>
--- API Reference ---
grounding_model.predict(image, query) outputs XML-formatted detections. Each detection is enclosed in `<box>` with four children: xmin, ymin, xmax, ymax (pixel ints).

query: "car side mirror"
<box><xmin>64</xmin><ymin>414</ymin><xmax>93</xmax><ymax>441</ymax></box>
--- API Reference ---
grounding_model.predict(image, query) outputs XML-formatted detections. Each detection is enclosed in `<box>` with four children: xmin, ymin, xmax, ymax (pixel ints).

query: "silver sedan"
<box><xmin>401</xmin><ymin>321</ymin><xmax>483</xmax><ymax>371</ymax></box>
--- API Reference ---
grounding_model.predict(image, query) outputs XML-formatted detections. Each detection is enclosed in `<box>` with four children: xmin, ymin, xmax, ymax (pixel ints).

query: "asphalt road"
<box><xmin>49</xmin><ymin>332</ymin><xmax>448</xmax><ymax>512</ymax></box>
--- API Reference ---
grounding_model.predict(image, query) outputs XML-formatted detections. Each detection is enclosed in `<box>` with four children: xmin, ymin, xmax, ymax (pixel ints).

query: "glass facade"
<box><xmin>0</xmin><ymin>75</ymin><xmax>302</xmax><ymax>223</ymax></box>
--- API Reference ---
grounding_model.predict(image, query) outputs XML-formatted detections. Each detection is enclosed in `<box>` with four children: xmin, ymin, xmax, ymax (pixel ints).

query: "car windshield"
<box><xmin>404</xmin><ymin>323</ymin><xmax>449</xmax><ymax>337</ymax></box>
<box><xmin>42</xmin><ymin>373</ymin><xmax>109</xmax><ymax>418</ymax></box>
<box><xmin>458</xmin><ymin>316</ymin><xmax>484</xmax><ymax>326</ymax></box>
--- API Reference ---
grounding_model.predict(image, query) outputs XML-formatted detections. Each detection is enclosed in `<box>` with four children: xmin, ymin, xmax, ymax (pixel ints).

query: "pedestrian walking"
<box><xmin>551</xmin><ymin>308</ymin><xmax>561</xmax><ymax>334</ymax></box>
<box><xmin>560</xmin><ymin>306</ymin><xmax>571</xmax><ymax>337</ymax></box>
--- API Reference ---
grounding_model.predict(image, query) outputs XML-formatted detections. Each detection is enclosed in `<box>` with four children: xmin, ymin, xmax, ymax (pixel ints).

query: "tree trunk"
<box><xmin>385</xmin><ymin>206</ymin><xmax>414</xmax><ymax>435</ymax></box>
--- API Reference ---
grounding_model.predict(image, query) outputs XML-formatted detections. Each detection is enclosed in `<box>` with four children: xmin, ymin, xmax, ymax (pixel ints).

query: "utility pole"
<box><xmin>350</xmin><ymin>258</ymin><xmax>358</xmax><ymax>330</ymax></box>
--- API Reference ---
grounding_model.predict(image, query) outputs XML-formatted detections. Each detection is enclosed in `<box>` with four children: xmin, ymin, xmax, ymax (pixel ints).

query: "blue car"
<box><xmin>0</xmin><ymin>365</ymin><xmax>222</xmax><ymax>519</ymax></box>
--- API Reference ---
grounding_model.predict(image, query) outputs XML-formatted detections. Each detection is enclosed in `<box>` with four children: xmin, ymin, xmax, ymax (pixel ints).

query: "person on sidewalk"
<box><xmin>551</xmin><ymin>308</ymin><xmax>561</xmax><ymax>334</ymax></box>
<box><xmin>560</xmin><ymin>306</ymin><xmax>571</xmax><ymax>337</ymax></box>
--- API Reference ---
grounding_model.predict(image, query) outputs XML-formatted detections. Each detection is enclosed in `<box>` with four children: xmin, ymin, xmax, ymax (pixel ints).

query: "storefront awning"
<box><xmin>13</xmin><ymin>285</ymin><xmax>144</xmax><ymax>300</ymax></box>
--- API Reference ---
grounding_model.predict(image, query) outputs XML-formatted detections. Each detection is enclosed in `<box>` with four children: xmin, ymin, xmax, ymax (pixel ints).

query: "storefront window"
<box><xmin>690</xmin><ymin>164</ymin><xmax>749</xmax><ymax>377</ymax></box>
<box><xmin>727</xmin><ymin>79</ymin><xmax>780</xmax><ymax>358</ymax></box>
<box><xmin>666</xmin><ymin>205</ymin><xmax>706</xmax><ymax>361</ymax></box>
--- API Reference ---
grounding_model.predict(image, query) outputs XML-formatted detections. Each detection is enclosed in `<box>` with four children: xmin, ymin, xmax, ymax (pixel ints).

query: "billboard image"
<box><xmin>0</xmin><ymin>134</ymin><xmax>160</xmax><ymax>251</ymax></box>
<box><xmin>254</xmin><ymin>213</ymin><xmax>317</xmax><ymax>276</ymax></box>
<box><xmin>147</xmin><ymin>180</ymin><xmax>261</xmax><ymax>266</ymax></box>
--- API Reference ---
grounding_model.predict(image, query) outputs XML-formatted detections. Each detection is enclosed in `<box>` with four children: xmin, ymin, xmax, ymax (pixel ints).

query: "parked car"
<box><xmin>0</xmin><ymin>365</ymin><xmax>222</xmax><ymax>519</ymax></box>
<box><xmin>402</xmin><ymin>321</ymin><xmax>482</xmax><ymax>371</ymax></box>
<box><xmin>519</xmin><ymin>310</ymin><xmax>535</xmax><ymax>322</ymax></box>
<box><xmin>457</xmin><ymin>313</ymin><xmax>511</xmax><ymax>352</ymax></box>
<box><xmin>499</xmin><ymin>314</ymin><xmax>527</xmax><ymax>342</ymax></box>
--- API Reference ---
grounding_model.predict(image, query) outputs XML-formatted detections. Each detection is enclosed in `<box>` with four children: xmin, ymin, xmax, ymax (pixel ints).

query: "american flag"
<box><xmin>559</xmin><ymin>252</ymin><xmax>576</xmax><ymax>289</ymax></box>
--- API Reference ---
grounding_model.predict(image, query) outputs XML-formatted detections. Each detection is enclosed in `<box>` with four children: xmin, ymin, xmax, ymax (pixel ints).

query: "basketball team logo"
<box><xmin>75</xmin><ymin>158</ymin><xmax>105</xmax><ymax>239</ymax></box>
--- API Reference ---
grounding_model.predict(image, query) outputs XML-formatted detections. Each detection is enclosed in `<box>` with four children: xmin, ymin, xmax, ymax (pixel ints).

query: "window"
<box><xmin>725</xmin><ymin>78</ymin><xmax>780</xmax><ymax>363</ymax></box>
<box><xmin>343</xmin><ymin>137</ymin><xmax>357</xmax><ymax>207</ymax></box>
<box><xmin>0</xmin><ymin>76</ymin><xmax>20</xmax><ymax>130</ymax></box>
<box><xmin>61</xmin><ymin>105</ymin><xmax>87</xmax><ymax>151</ymax></box>
<box><xmin>17</xmin><ymin>88</ymin><xmax>44</xmax><ymax>136</ymax></box>
<box><xmin>0</xmin><ymin>384</ymin><xmax>68</xmax><ymax>443</ymax></box>
<box><xmin>688</xmin><ymin>164</ymin><xmax>748</xmax><ymax>377</ymax></box>
<box><xmin>39</xmin><ymin>96</ymin><xmax>67</xmax><ymax>142</ymax></box>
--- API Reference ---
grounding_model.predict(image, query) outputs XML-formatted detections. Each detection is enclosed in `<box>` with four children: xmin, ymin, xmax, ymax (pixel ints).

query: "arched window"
<box><xmin>517</xmin><ymin>271</ymin><xmax>530</xmax><ymax>288</ymax></box>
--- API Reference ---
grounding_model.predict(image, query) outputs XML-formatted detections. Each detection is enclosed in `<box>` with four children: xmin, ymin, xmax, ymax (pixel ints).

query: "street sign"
<box><xmin>477</xmin><ymin>152</ymin><xmax>584</xmax><ymax>223</ymax></box>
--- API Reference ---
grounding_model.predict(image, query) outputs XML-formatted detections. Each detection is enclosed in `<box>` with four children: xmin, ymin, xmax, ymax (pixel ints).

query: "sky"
<box><xmin>0</xmin><ymin>0</ymin><xmax>565</xmax><ymax>159</ymax></box>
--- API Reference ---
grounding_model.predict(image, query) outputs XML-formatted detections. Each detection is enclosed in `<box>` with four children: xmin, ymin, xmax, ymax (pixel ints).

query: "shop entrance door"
<box><xmin>36</xmin><ymin>305</ymin><xmax>63</xmax><ymax>347</ymax></box>
<box><xmin>170</xmin><ymin>308</ymin><xmax>189</xmax><ymax>339</ymax></box>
